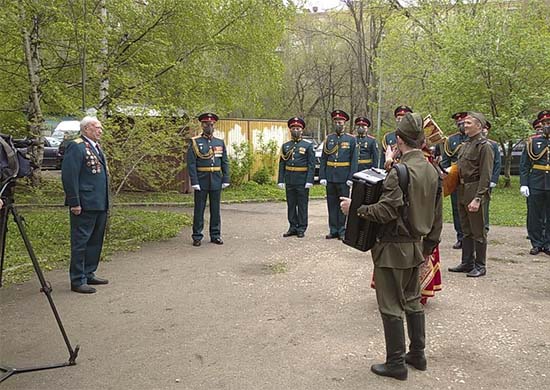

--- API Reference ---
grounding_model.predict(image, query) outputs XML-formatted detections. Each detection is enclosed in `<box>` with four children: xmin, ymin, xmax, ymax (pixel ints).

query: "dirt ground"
<box><xmin>1</xmin><ymin>200</ymin><xmax>549</xmax><ymax>390</ymax></box>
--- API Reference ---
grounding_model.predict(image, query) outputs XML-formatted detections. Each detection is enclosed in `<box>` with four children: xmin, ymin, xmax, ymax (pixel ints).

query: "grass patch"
<box><xmin>1</xmin><ymin>208</ymin><xmax>190</xmax><ymax>285</ymax></box>
<box><xmin>268</xmin><ymin>262</ymin><xmax>288</xmax><ymax>274</ymax></box>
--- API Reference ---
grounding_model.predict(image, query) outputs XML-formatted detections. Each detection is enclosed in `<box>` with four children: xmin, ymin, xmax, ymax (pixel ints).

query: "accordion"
<box><xmin>343</xmin><ymin>168</ymin><xmax>386</xmax><ymax>252</ymax></box>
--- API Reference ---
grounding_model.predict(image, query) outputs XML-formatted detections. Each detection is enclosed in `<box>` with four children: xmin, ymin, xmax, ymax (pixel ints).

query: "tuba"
<box><xmin>423</xmin><ymin>115</ymin><xmax>445</xmax><ymax>147</ymax></box>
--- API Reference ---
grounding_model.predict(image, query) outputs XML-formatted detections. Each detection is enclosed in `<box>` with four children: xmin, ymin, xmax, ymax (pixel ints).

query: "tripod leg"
<box><xmin>0</xmin><ymin>204</ymin><xmax>9</xmax><ymax>287</ymax></box>
<box><xmin>10</xmin><ymin>206</ymin><xmax>79</xmax><ymax>364</ymax></box>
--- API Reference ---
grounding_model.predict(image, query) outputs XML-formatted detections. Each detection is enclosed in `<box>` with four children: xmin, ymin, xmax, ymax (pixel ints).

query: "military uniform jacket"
<box><xmin>61</xmin><ymin>136</ymin><xmax>109</xmax><ymax>210</ymax></box>
<box><xmin>520</xmin><ymin>135</ymin><xmax>550</xmax><ymax>191</ymax></box>
<box><xmin>187</xmin><ymin>135</ymin><xmax>230</xmax><ymax>191</ymax></box>
<box><xmin>319</xmin><ymin>133</ymin><xmax>358</xmax><ymax>183</ymax></box>
<box><xmin>361</xmin><ymin>150</ymin><xmax>442</xmax><ymax>268</ymax></box>
<box><xmin>357</xmin><ymin>135</ymin><xmax>379</xmax><ymax>170</ymax></box>
<box><xmin>441</xmin><ymin>132</ymin><xmax>468</xmax><ymax>169</ymax></box>
<box><xmin>381</xmin><ymin>131</ymin><xmax>397</xmax><ymax>153</ymax></box>
<box><xmin>457</xmin><ymin>133</ymin><xmax>494</xmax><ymax>201</ymax></box>
<box><xmin>277</xmin><ymin>139</ymin><xmax>315</xmax><ymax>185</ymax></box>
<box><xmin>488</xmin><ymin>139</ymin><xmax>501</xmax><ymax>184</ymax></box>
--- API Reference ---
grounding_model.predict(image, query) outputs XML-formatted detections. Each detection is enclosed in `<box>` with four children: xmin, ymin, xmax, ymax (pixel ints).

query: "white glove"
<box><xmin>305</xmin><ymin>182</ymin><xmax>313</xmax><ymax>189</ymax></box>
<box><xmin>278</xmin><ymin>183</ymin><xmax>285</xmax><ymax>189</ymax></box>
<box><xmin>222</xmin><ymin>183</ymin><xmax>230</xmax><ymax>189</ymax></box>
<box><xmin>520</xmin><ymin>186</ymin><xmax>530</xmax><ymax>197</ymax></box>
<box><xmin>192</xmin><ymin>185</ymin><xmax>201</xmax><ymax>191</ymax></box>
<box><xmin>346</xmin><ymin>180</ymin><xmax>353</xmax><ymax>187</ymax></box>
<box><xmin>320</xmin><ymin>179</ymin><xmax>327</xmax><ymax>186</ymax></box>
<box><xmin>490</xmin><ymin>182</ymin><xmax>497</xmax><ymax>188</ymax></box>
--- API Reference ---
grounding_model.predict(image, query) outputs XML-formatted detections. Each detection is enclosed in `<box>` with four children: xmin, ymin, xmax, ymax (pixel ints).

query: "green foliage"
<box><xmin>2</xmin><ymin>207</ymin><xmax>190</xmax><ymax>285</ymax></box>
<box><xmin>229</xmin><ymin>141</ymin><xmax>254</xmax><ymax>186</ymax></box>
<box><xmin>252</xmin><ymin>167</ymin><xmax>272</xmax><ymax>185</ymax></box>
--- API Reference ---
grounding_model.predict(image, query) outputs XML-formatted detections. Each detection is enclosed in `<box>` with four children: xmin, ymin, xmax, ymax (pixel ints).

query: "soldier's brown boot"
<box><xmin>405</xmin><ymin>312</ymin><xmax>427</xmax><ymax>371</ymax></box>
<box><xmin>448</xmin><ymin>237</ymin><xmax>474</xmax><ymax>272</ymax></box>
<box><xmin>371</xmin><ymin>315</ymin><xmax>408</xmax><ymax>381</ymax></box>
<box><xmin>467</xmin><ymin>241</ymin><xmax>487</xmax><ymax>277</ymax></box>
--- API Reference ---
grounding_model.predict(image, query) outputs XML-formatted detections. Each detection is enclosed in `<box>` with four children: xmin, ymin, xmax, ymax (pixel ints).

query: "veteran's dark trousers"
<box><xmin>450</xmin><ymin>190</ymin><xmax>463</xmax><ymax>241</ymax></box>
<box><xmin>326</xmin><ymin>182</ymin><xmax>349</xmax><ymax>237</ymax></box>
<box><xmin>192</xmin><ymin>189</ymin><xmax>222</xmax><ymax>241</ymax></box>
<box><xmin>285</xmin><ymin>184</ymin><xmax>309</xmax><ymax>234</ymax></box>
<box><xmin>70</xmin><ymin>210</ymin><xmax>107</xmax><ymax>287</ymax></box>
<box><xmin>527</xmin><ymin>189</ymin><xmax>550</xmax><ymax>249</ymax></box>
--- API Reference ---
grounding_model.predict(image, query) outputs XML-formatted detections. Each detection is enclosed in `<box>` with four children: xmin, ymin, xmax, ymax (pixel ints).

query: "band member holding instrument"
<box><xmin>380</xmin><ymin>106</ymin><xmax>413</xmax><ymax>170</ymax></box>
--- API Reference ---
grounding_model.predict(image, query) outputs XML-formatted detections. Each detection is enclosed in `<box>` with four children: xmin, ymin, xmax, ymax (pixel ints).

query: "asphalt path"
<box><xmin>1</xmin><ymin>200</ymin><xmax>549</xmax><ymax>389</ymax></box>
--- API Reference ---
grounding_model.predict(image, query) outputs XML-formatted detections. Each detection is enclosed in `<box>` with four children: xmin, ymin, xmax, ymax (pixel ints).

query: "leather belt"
<box><xmin>197</xmin><ymin>166</ymin><xmax>221</xmax><ymax>172</ymax></box>
<box><xmin>532</xmin><ymin>164</ymin><xmax>550</xmax><ymax>171</ymax></box>
<box><xmin>285</xmin><ymin>166</ymin><xmax>308</xmax><ymax>172</ymax></box>
<box><xmin>327</xmin><ymin>161</ymin><xmax>350</xmax><ymax>167</ymax></box>
<box><xmin>358</xmin><ymin>159</ymin><xmax>372</xmax><ymax>164</ymax></box>
<box><xmin>459</xmin><ymin>175</ymin><xmax>480</xmax><ymax>184</ymax></box>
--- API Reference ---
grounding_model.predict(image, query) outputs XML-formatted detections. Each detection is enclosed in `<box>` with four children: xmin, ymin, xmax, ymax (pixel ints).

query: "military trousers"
<box><xmin>326</xmin><ymin>182</ymin><xmax>349</xmax><ymax>237</ymax></box>
<box><xmin>450</xmin><ymin>190</ymin><xmax>463</xmax><ymax>241</ymax></box>
<box><xmin>484</xmin><ymin>188</ymin><xmax>492</xmax><ymax>233</ymax></box>
<box><xmin>192</xmin><ymin>189</ymin><xmax>222</xmax><ymax>241</ymax></box>
<box><xmin>285</xmin><ymin>184</ymin><xmax>309</xmax><ymax>234</ymax></box>
<box><xmin>527</xmin><ymin>190</ymin><xmax>550</xmax><ymax>249</ymax></box>
<box><xmin>373</xmin><ymin>266</ymin><xmax>423</xmax><ymax>319</ymax></box>
<box><xmin>69</xmin><ymin>210</ymin><xmax>107</xmax><ymax>287</ymax></box>
<box><xmin>457</xmin><ymin>192</ymin><xmax>487</xmax><ymax>243</ymax></box>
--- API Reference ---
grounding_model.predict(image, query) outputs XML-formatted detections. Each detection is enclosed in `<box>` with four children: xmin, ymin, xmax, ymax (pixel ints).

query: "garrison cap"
<box><xmin>287</xmin><ymin>117</ymin><xmax>305</xmax><ymax>129</ymax></box>
<box><xmin>467</xmin><ymin>112</ymin><xmax>487</xmax><ymax>128</ymax></box>
<box><xmin>198</xmin><ymin>112</ymin><xmax>219</xmax><ymax>122</ymax></box>
<box><xmin>394</xmin><ymin>105</ymin><xmax>413</xmax><ymax>117</ymax></box>
<box><xmin>331</xmin><ymin>110</ymin><xmax>350</xmax><ymax>122</ymax></box>
<box><xmin>396</xmin><ymin>112</ymin><xmax>424</xmax><ymax>144</ymax></box>
<box><xmin>532</xmin><ymin>118</ymin><xmax>542</xmax><ymax>129</ymax></box>
<box><xmin>451</xmin><ymin>111</ymin><xmax>468</xmax><ymax>121</ymax></box>
<box><xmin>537</xmin><ymin>110</ymin><xmax>550</xmax><ymax>121</ymax></box>
<box><xmin>354</xmin><ymin>116</ymin><xmax>371</xmax><ymax>127</ymax></box>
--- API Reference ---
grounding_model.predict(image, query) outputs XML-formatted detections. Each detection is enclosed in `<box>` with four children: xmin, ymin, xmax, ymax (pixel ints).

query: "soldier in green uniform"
<box><xmin>62</xmin><ymin>116</ymin><xmax>110</xmax><ymax>294</ymax></box>
<box><xmin>341</xmin><ymin>112</ymin><xmax>442</xmax><ymax>381</ymax></box>
<box><xmin>442</xmin><ymin>112</ymin><xmax>468</xmax><ymax>251</ymax></box>
<box><xmin>448</xmin><ymin>112</ymin><xmax>494</xmax><ymax>277</ymax></box>
<box><xmin>482</xmin><ymin>120</ymin><xmax>501</xmax><ymax>232</ymax></box>
<box><xmin>320</xmin><ymin>110</ymin><xmax>358</xmax><ymax>239</ymax></box>
<box><xmin>354</xmin><ymin>116</ymin><xmax>379</xmax><ymax>171</ymax></box>
<box><xmin>277</xmin><ymin>117</ymin><xmax>315</xmax><ymax>238</ymax></box>
<box><xmin>520</xmin><ymin>110</ymin><xmax>550</xmax><ymax>255</ymax></box>
<box><xmin>380</xmin><ymin>105</ymin><xmax>413</xmax><ymax>169</ymax></box>
<box><xmin>187</xmin><ymin>113</ymin><xmax>230</xmax><ymax>247</ymax></box>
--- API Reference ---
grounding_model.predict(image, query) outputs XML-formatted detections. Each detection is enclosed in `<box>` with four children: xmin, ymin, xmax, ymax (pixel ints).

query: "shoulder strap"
<box><xmin>392</xmin><ymin>163</ymin><xmax>410</xmax><ymax>227</ymax></box>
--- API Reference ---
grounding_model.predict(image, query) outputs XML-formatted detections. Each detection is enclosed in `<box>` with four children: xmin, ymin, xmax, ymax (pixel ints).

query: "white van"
<box><xmin>51</xmin><ymin>120</ymin><xmax>80</xmax><ymax>143</ymax></box>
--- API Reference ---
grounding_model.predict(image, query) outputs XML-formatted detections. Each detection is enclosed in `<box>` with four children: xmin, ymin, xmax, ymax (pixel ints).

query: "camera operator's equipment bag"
<box><xmin>343</xmin><ymin>165</ymin><xmax>409</xmax><ymax>252</ymax></box>
<box><xmin>0</xmin><ymin>134</ymin><xmax>32</xmax><ymax>181</ymax></box>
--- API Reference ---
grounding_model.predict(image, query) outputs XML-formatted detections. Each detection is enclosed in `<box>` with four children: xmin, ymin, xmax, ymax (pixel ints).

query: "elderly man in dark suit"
<box><xmin>62</xmin><ymin>116</ymin><xmax>110</xmax><ymax>294</ymax></box>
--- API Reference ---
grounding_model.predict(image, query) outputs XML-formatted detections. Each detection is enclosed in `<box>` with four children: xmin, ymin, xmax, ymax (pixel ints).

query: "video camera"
<box><xmin>0</xmin><ymin>134</ymin><xmax>34</xmax><ymax>193</ymax></box>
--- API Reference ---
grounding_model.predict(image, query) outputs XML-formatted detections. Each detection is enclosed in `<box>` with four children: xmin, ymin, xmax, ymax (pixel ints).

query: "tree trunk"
<box><xmin>19</xmin><ymin>1</ymin><xmax>44</xmax><ymax>186</ymax></box>
<box><xmin>98</xmin><ymin>0</ymin><xmax>110</xmax><ymax>118</ymax></box>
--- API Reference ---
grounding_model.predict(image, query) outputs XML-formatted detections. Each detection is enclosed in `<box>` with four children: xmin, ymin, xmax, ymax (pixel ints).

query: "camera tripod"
<box><xmin>0</xmin><ymin>182</ymin><xmax>79</xmax><ymax>384</ymax></box>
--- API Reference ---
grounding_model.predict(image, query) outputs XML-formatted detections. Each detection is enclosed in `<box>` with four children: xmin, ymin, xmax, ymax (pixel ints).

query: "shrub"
<box><xmin>252</xmin><ymin>166</ymin><xmax>272</xmax><ymax>184</ymax></box>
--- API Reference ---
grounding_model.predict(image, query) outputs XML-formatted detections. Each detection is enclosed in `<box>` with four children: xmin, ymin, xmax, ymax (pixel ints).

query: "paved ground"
<box><xmin>1</xmin><ymin>200</ymin><xmax>549</xmax><ymax>390</ymax></box>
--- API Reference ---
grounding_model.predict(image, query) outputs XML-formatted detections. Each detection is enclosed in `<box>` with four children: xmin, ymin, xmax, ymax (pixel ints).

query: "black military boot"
<box><xmin>448</xmin><ymin>237</ymin><xmax>475</xmax><ymax>272</ymax></box>
<box><xmin>371</xmin><ymin>315</ymin><xmax>408</xmax><ymax>380</ymax></box>
<box><xmin>467</xmin><ymin>240</ymin><xmax>487</xmax><ymax>277</ymax></box>
<box><xmin>405</xmin><ymin>312</ymin><xmax>427</xmax><ymax>371</ymax></box>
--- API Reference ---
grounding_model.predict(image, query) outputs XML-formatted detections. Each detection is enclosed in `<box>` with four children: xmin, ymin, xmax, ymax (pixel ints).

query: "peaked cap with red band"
<box><xmin>532</xmin><ymin>118</ymin><xmax>542</xmax><ymax>129</ymax></box>
<box><xmin>331</xmin><ymin>110</ymin><xmax>350</xmax><ymax>122</ymax></box>
<box><xmin>537</xmin><ymin>110</ymin><xmax>550</xmax><ymax>121</ymax></box>
<box><xmin>394</xmin><ymin>105</ymin><xmax>413</xmax><ymax>117</ymax></box>
<box><xmin>354</xmin><ymin>116</ymin><xmax>371</xmax><ymax>127</ymax></box>
<box><xmin>287</xmin><ymin>117</ymin><xmax>305</xmax><ymax>129</ymax></box>
<box><xmin>198</xmin><ymin>112</ymin><xmax>219</xmax><ymax>122</ymax></box>
<box><xmin>451</xmin><ymin>111</ymin><xmax>468</xmax><ymax>121</ymax></box>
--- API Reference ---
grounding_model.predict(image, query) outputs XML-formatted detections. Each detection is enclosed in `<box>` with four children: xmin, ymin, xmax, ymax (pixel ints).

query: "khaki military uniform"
<box><xmin>456</xmin><ymin>133</ymin><xmax>494</xmax><ymax>242</ymax></box>
<box><xmin>359</xmin><ymin>149</ymin><xmax>442</xmax><ymax>318</ymax></box>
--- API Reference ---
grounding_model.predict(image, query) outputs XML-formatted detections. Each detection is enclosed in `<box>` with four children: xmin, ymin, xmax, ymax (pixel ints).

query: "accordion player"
<box><xmin>343</xmin><ymin>168</ymin><xmax>386</xmax><ymax>251</ymax></box>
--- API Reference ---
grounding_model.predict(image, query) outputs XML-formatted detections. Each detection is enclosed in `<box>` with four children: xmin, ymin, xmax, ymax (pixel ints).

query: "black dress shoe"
<box><xmin>283</xmin><ymin>231</ymin><xmax>297</xmax><ymax>237</ymax></box>
<box><xmin>71</xmin><ymin>284</ymin><xmax>96</xmax><ymax>294</ymax></box>
<box><xmin>544</xmin><ymin>248</ymin><xmax>550</xmax><ymax>256</ymax></box>
<box><xmin>467</xmin><ymin>268</ymin><xmax>486</xmax><ymax>277</ymax></box>
<box><xmin>448</xmin><ymin>263</ymin><xmax>474</xmax><ymax>273</ymax></box>
<box><xmin>192</xmin><ymin>240</ymin><xmax>201</xmax><ymax>247</ymax></box>
<box><xmin>529</xmin><ymin>247</ymin><xmax>542</xmax><ymax>255</ymax></box>
<box><xmin>325</xmin><ymin>234</ymin><xmax>339</xmax><ymax>239</ymax></box>
<box><xmin>87</xmin><ymin>276</ymin><xmax>109</xmax><ymax>285</ymax></box>
<box><xmin>452</xmin><ymin>240</ymin><xmax>462</xmax><ymax>249</ymax></box>
<box><xmin>296</xmin><ymin>232</ymin><xmax>305</xmax><ymax>238</ymax></box>
<box><xmin>211</xmin><ymin>238</ymin><xmax>224</xmax><ymax>245</ymax></box>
